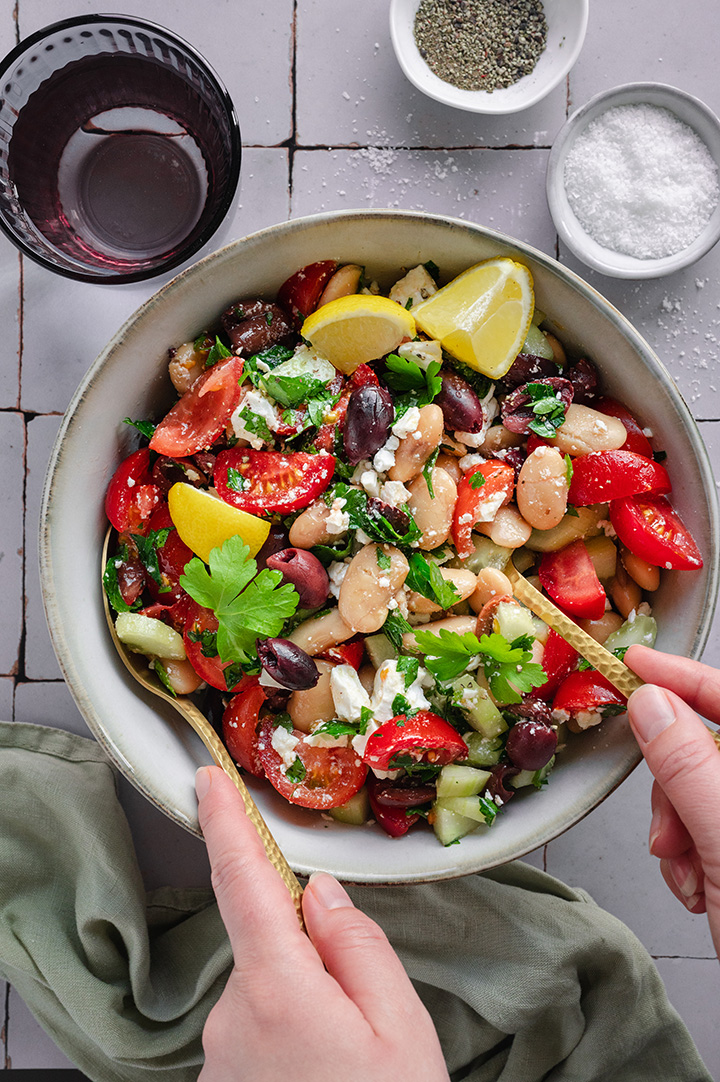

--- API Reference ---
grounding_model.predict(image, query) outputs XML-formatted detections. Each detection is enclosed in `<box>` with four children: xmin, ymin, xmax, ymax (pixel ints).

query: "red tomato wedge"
<box><xmin>610</xmin><ymin>493</ymin><xmax>703</xmax><ymax>571</ymax></box>
<box><xmin>257</xmin><ymin>717</ymin><xmax>367</xmax><ymax>809</ymax></box>
<box><xmin>594</xmin><ymin>397</ymin><xmax>653</xmax><ymax>459</ymax></box>
<box><xmin>182</xmin><ymin>600</ymin><xmax>233</xmax><ymax>691</ymax></box>
<box><xmin>568</xmin><ymin>450</ymin><xmax>671</xmax><ymax>506</ymax></box>
<box><xmin>277</xmin><ymin>260</ymin><xmax>338</xmax><ymax>327</ymax></box>
<box><xmin>367</xmin><ymin>777</ymin><xmax>420</xmax><ymax>838</ymax></box>
<box><xmin>105</xmin><ymin>448</ymin><xmax>160</xmax><ymax>532</ymax></box>
<box><xmin>222</xmin><ymin>680</ymin><xmax>267</xmax><ymax>777</ymax></box>
<box><xmin>538</xmin><ymin>540</ymin><xmax>607</xmax><ymax>620</ymax></box>
<box><xmin>531</xmin><ymin>629</ymin><xmax>580</xmax><ymax>702</ymax></box>
<box><xmin>214</xmin><ymin>448</ymin><xmax>336</xmax><ymax>515</ymax></box>
<box><xmin>553</xmin><ymin>670</ymin><xmax>627</xmax><ymax>720</ymax></box>
<box><xmin>361</xmin><ymin>711</ymin><xmax>468</xmax><ymax>772</ymax></box>
<box><xmin>452</xmin><ymin>461</ymin><xmax>515</xmax><ymax>559</ymax></box>
<box><xmin>149</xmin><ymin>356</ymin><xmax>244</xmax><ymax>457</ymax></box>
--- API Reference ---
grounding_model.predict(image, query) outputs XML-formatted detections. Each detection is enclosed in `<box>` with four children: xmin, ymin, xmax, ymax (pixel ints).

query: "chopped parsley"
<box><xmin>324</xmin><ymin>483</ymin><xmax>423</xmax><ymax>547</ymax></box>
<box><xmin>123</xmin><ymin>417</ymin><xmax>157</xmax><ymax>440</ymax></box>
<box><xmin>477</xmin><ymin>796</ymin><xmax>498</xmax><ymax>826</ymax></box>
<box><xmin>412</xmin><ymin>628</ymin><xmax>547</xmax><ymax>704</ymax></box>
<box><xmin>565</xmin><ymin>454</ymin><xmax>574</xmax><ymax>486</ymax></box>
<box><xmin>260</xmin><ymin>371</ymin><xmax>329</xmax><ymax>409</ymax></box>
<box><xmin>382</xmin><ymin>353</ymin><xmax>442</xmax><ymax>415</ymax></box>
<box><xmin>151</xmin><ymin>660</ymin><xmax>177</xmax><ymax>697</ymax></box>
<box><xmin>381</xmin><ymin>609</ymin><xmax>413</xmax><ymax>652</ymax></box>
<box><xmin>238</xmin><ymin>407</ymin><xmax>273</xmax><ymax>444</ymax></box>
<box><xmin>226</xmin><ymin>466</ymin><xmax>250</xmax><ymax>494</ymax></box>
<box><xmin>423</xmin><ymin>259</ymin><xmax>440</xmax><ymax>280</ymax></box>
<box><xmin>524</xmin><ymin>382</ymin><xmax>569</xmax><ymax>439</ymax></box>
<box><xmin>422</xmin><ymin>447</ymin><xmax>439</xmax><ymax>497</ymax></box>
<box><xmin>376</xmin><ymin>548</ymin><xmax>392</xmax><ymax>571</ymax></box>
<box><xmin>469</xmin><ymin>471</ymin><xmax>486</xmax><ymax>490</ymax></box>
<box><xmin>187</xmin><ymin>627</ymin><xmax>219</xmax><ymax>657</ymax></box>
<box><xmin>285</xmin><ymin>758</ymin><xmax>307</xmax><ymax>783</ymax></box>
<box><xmin>312</xmin><ymin>719</ymin><xmax>358</xmax><ymax>736</ymax></box>
<box><xmin>204</xmin><ymin>336</ymin><xmax>232</xmax><ymax>368</ymax></box>
<box><xmin>359</xmin><ymin>706</ymin><xmax>375</xmax><ymax>734</ymax></box>
<box><xmin>131</xmin><ymin>528</ymin><xmax>172</xmax><ymax>592</ymax></box>
<box><xmin>396</xmin><ymin>655</ymin><xmax>420</xmax><ymax>688</ymax></box>
<box><xmin>405</xmin><ymin>552</ymin><xmax>460</xmax><ymax>610</ymax></box>
<box><xmin>102</xmin><ymin>545</ymin><xmax>142</xmax><ymax>614</ymax></box>
<box><xmin>272</xmin><ymin>712</ymin><xmax>294</xmax><ymax>732</ymax></box>
<box><xmin>387</xmin><ymin>755</ymin><xmax>442</xmax><ymax>783</ymax></box>
<box><xmin>391</xmin><ymin>694</ymin><xmax>417</xmax><ymax>718</ymax></box>
<box><xmin>243</xmin><ymin>344</ymin><xmax>295</xmax><ymax>387</ymax></box>
<box><xmin>180</xmin><ymin>535</ymin><xmax>299</xmax><ymax>665</ymax></box>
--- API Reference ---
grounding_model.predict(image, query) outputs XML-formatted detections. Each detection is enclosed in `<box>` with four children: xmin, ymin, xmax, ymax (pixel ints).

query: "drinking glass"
<box><xmin>0</xmin><ymin>14</ymin><xmax>241</xmax><ymax>282</ymax></box>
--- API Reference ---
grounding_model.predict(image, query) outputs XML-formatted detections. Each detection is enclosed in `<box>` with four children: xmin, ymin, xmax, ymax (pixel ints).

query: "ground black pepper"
<box><xmin>413</xmin><ymin>0</ymin><xmax>548</xmax><ymax>93</ymax></box>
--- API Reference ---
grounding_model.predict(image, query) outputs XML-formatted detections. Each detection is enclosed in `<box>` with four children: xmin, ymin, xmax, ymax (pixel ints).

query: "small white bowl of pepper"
<box><xmin>389</xmin><ymin>0</ymin><xmax>588</xmax><ymax>115</ymax></box>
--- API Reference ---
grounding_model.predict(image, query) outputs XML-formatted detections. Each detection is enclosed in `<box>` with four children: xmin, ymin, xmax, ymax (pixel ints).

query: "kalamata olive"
<box><xmin>504</xmin><ymin>698</ymin><xmax>553</xmax><ymax>727</ymax></box>
<box><xmin>114</xmin><ymin>552</ymin><xmax>145</xmax><ymax>607</ymax></box>
<box><xmin>435</xmin><ymin>370</ymin><xmax>485</xmax><ymax>433</ymax></box>
<box><xmin>486</xmin><ymin>764</ymin><xmax>520</xmax><ymax>804</ymax></box>
<box><xmin>263</xmin><ymin>686</ymin><xmax>292</xmax><ymax>711</ymax></box>
<box><xmin>490</xmin><ymin>446</ymin><xmax>526</xmax><ymax>484</ymax></box>
<box><xmin>256</xmin><ymin>637</ymin><xmax>320</xmax><ymax>691</ymax></box>
<box><xmin>497</xmin><ymin>352</ymin><xmax>560</xmax><ymax>393</ymax></box>
<box><xmin>220</xmin><ymin>299</ymin><xmax>294</xmax><ymax>355</ymax></box>
<box><xmin>255</xmin><ymin>525</ymin><xmax>291</xmax><ymax>573</ymax></box>
<box><xmin>501</xmin><ymin>377</ymin><xmax>574</xmax><ymax>435</ymax></box>
<box><xmin>366</xmin><ymin>496</ymin><xmax>413</xmax><ymax>539</ymax></box>
<box><xmin>193</xmin><ymin>451</ymin><xmax>216</xmax><ymax>477</ymax></box>
<box><xmin>563</xmin><ymin>357</ymin><xmax>598</xmax><ymax>403</ymax></box>
<box><xmin>373</xmin><ymin>781</ymin><xmax>436</xmax><ymax>807</ymax></box>
<box><xmin>505</xmin><ymin>720</ymin><xmax>558</xmax><ymax>771</ymax></box>
<box><xmin>265</xmin><ymin>548</ymin><xmax>330</xmax><ymax>608</ymax></box>
<box><xmin>343</xmin><ymin>384</ymin><xmax>395</xmax><ymax>464</ymax></box>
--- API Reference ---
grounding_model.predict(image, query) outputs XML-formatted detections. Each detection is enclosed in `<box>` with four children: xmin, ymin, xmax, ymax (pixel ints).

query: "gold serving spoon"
<box><xmin>101</xmin><ymin>528</ymin><xmax>305</xmax><ymax>929</ymax></box>
<box><xmin>504</xmin><ymin>559</ymin><xmax>644</xmax><ymax>698</ymax></box>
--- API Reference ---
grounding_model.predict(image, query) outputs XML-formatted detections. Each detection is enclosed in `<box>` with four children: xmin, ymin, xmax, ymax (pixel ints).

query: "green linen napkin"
<box><xmin>0</xmin><ymin>720</ymin><xmax>711</xmax><ymax>1082</ymax></box>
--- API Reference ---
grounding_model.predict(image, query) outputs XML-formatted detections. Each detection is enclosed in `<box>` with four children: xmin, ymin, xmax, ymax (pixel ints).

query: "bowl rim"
<box><xmin>39</xmin><ymin>208</ymin><xmax>720</xmax><ymax>880</ymax></box>
<box><xmin>389</xmin><ymin>0</ymin><xmax>589</xmax><ymax>115</ymax></box>
<box><xmin>0</xmin><ymin>13</ymin><xmax>242</xmax><ymax>284</ymax></box>
<box><xmin>546</xmin><ymin>81</ymin><xmax>720</xmax><ymax>278</ymax></box>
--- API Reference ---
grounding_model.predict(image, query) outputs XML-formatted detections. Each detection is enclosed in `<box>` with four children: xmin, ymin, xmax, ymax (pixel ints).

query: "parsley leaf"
<box><xmin>565</xmin><ymin>454</ymin><xmax>574</xmax><ymax>486</ymax></box>
<box><xmin>272</xmin><ymin>712</ymin><xmax>294</xmax><ymax>732</ymax></box>
<box><xmin>423</xmin><ymin>259</ymin><xmax>439</xmax><ymax>280</ymax></box>
<box><xmin>377</xmin><ymin>548</ymin><xmax>392</xmax><ymax>571</ymax></box>
<box><xmin>477</xmin><ymin>796</ymin><xmax>498</xmax><ymax>826</ymax></box>
<box><xmin>312</xmin><ymin>719</ymin><xmax>358</xmax><ymax>736</ymax></box>
<box><xmin>422</xmin><ymin>447</ymin><xmax>439</xmax><ymax>498</ymax></box>
<box><xmin>391</xmin><ymin>693</ymin><xmax>417</xmax><ymax>717</ymax></box>
<box><xmin>238</xmin><ymin>406</ymin><xmax>273</xmax><ymax>443</ymax></box>
<box><xmin>260</xmin><ymin>372</ymin><xmax>328</xmax><ymax>409</ymax></box>
<box><xmin>524</xmin><ymin>382</ymin><xmax>569</xmax><ymax>439</ymax></box>
<box><xmin>102</xmin><ymin>545</ymin><xmax>142</xmax><ymax>614</ymax></box>
<box><xmin>243</xmin><ymin>344</ymin><xmax>295</xmax><ymax>387</ymax></box>
<box><xmin>469</xmin><ymin>471</ymin><xmax>486</xmax><ymax>490</ymax></box>
<box><xmin>180</xmin><ymin>535</ymin><xmax>299</xmax><ymax>663</ymax></box>
<box><xmin>388</xmin><ymin>755</ymin><xmax>442</xmax><ymax>782</ymax></box>
<box><xmin>383</xmin><ymin>354</ymin><xmax>442</xmax><ymax>413</ymax></box>
<box><xmin>151</xmin><ymin>660</ymin><xmax>177</xmax><ymax>697</ymax></box>
<box><xmin>359</xmin><ymin>706</ymin><xmax>375</xmax><ymax>734</ymax></box>
<box><xmin>396</xmin><ymin>655</ymin><xmax>420</xmax><ymax>688</ymax></box>
<box><xmin>123</xmin><ymin>417</ymin><xmax>157</xmax><ymax>440</ymax></box>
<box><xmin>285</xmin><ymin>758</ymin><xmax>307</xmax><ymax>783</ymax></box>
<box><xmin>405</xmin><ymin>552</ymin><xmax>460</xmax><ymax>610</ymax></box>
<box><xmin>205</xmin><ymin>336</ymin><xmax>231</xmax><ymax>368</ymax></box>
<box><xmin>382</xmin><ymin>609</ymin><xmax>413</xmax><ymax>652</ymax></box>
<box><xmin>187</xmin><ymin>627</ymin><xmax>219</xmax><ymax>657</ymax></box>
<box><xmin>131</xmin><ymin>529</ymin><xmax>172</xmax><ymax>591</ymax></box>
<box><xmin>325</xmin><ymin>483</ymin><xmax>422</xmax><ymax>547</ymax></box>
<box><xmin>412</xmin><ymin>628</ymin><xmax>547</xmax><ymax>703</ymax></box>
<box><xmin>226</xmin><ymin>466</ymin><xmax>250</xmax><ymax>494</ymax></box>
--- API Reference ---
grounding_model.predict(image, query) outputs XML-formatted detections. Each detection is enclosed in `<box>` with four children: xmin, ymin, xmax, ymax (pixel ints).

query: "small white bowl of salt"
<box><xmin>546</xmin><ymin>83</ymin><xmax>720</xmax><ymax>278</ymax></box>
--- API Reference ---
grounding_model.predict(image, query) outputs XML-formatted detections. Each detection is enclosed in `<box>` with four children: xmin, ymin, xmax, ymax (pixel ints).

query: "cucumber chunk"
<box><xmin>329</xmin><ymin>788</ymin><xmax>371</xmax><ymax>825</ymax></box>
<box><xmin>510</xmin><ymin>756</ymin><xmax>555</xmax><ymax>790</ymax></box>
<box><xmin>495</xmin><ymin>601</ymin><xmax>538</xmax><ymax>644</ymax></box>
<box><xmin>526</xmin><ymin>504</ymin><xmax>606</xmax><ymax>553</ymax></box>
<box><xmin>464</xmin><ymin>731</ymin><xmax>504</xmax><ymax>767</ymax></box>
<box><xmin>365</xmin><ymin>633</ymin><xmax>398</xmax><ymax>669</ymax></box>
<box><xmin>432</xmin><ymin>803</ymin><xmax>479</xmax><ymax>846</ymax></box>
<box><xmin>115</xmin><ymin>613</ymin><xmax>186</xmax><ymax>660</ymax></box>
<box><xmin>438</xmin><ymin>795</ymin><xmax>495</xmax><ymax>824</ymax></box>
<box><xmin>449</xmin><ymin>535</ymin><xmax>511</xmax><ymax>573</ymax></box>
<box><xmin>451</xmin><ymin>674</ymin><xmax>507</xmax><ymax>738</ymax></box>
<box><xmin>522</xmin><ymin>321</ymin><xmax>555</xmax><ymax>360</ymax></box>
<box><xmin>604</xmin><ymin>614</ymin><xmax>657</xmax><ymax>653</ymax></box>
<box><xmin>435</xmin><ymin>763</ymin><xmax>491</xmax><ymax>800</ymax></box>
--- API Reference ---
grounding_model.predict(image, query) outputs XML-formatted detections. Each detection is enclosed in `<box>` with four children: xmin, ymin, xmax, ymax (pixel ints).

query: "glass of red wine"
<box><xmin>0</xmin><ymin>15</ymin><xmax>241</xmax><ymax>283</ymax></box>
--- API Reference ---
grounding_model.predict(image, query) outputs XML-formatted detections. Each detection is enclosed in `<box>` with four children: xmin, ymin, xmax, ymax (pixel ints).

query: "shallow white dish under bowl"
<box><xmin>40</xmin><ymin>210</ymin><xmax>718</xmax><ymax>883</ymax></box>
<box><xmin>547</xmin><ymin>82</ymin><xmax>720</xmax><ymax>279</ymax></box>
<box><xmin>389</xmin><ymin>0</ymin><xmax>588</xmax><ymax>115</ymax></box>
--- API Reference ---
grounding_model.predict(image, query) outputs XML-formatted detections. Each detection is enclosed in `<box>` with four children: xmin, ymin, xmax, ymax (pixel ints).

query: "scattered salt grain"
<box><xmin>563</xmin><ymin>103</ymin><xmax>719</xmax><ymax>259</ymax></box>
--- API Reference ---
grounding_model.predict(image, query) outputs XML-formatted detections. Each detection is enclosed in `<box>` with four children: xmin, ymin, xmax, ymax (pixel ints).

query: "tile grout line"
<box><xmin>287</xmin><ymin>0</ymin><xmax>298</xmax><ymax>216</ymax></box>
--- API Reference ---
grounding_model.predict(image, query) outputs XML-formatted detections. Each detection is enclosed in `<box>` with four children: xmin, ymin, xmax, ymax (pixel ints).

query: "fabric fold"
<box><xmin>0</xmin><ymin>721</ymin><xmax>711</xmax><ymax>1082</ymax></box>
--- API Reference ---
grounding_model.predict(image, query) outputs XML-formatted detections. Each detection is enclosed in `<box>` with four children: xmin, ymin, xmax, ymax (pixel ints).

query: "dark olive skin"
<box><xmin>435</xmin><ymin>371</ymin><xmax>485</xmax><ymax>433</ymax></box>
<box><xmin>256</xmin><ymin>637</ymin><xmax>320</xmax><ymax>691</ymax></box>
<box><xmin>265</xmin><ymin>548</ymin><xmax>330</xmax><ymax>609</ymax></box>
<box><xmin>220</xmin><ymin>299</ymin><xmax>294</xmax><ymax>355</ymax></box>
<box><xmin>343</xmin><ymin>384</ymin><xmax>395</xmax><ymax>464</ymax></box>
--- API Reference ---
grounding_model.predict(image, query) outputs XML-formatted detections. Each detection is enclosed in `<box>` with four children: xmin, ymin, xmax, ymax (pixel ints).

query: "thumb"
<box><xmin>301</xmin><ymin>873</ymin><xmax>424</xmax><ymax>1029</ymax></box>
<box><xmin>628</xmin><ymin>683</ymin><xmax>720</xmax><ymax>878</ymax></box>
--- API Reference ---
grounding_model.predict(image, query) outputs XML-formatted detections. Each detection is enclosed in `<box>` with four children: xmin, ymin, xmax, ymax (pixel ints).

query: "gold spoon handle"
<box><xmin>504</xmin><ymin>562</ymin><xmax>644</xmax><ymax>699</ymax></box>
<box><xmin>173</xmin><ymin>697</ymin><xmax>305</xmax><ymax>930</ymax></box>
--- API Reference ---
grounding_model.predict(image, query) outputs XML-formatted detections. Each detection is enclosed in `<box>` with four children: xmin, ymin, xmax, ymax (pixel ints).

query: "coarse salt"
<box><xmin>563</xmin><ymin>103</ymin><xmax>719</xmax><ymax>259</ymax></box>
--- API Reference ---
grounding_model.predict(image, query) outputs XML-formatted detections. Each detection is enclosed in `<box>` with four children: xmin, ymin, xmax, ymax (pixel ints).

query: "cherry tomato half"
<box><xmin>183</xmin><ymin>600</ymin><xmax>233</xmax><ymax>691</ymax></box>
<box><xmin>317</xmin><ymin>636</ymin><xmax>365</xmax><ymax>670</ymax></box>
<box><xmin>149</xmin><ymin>356</ymin><xmax>244</xmax><ymax>457</ymax></box>
<box><xmin>222</xmin><ymin>680</ymin><xmax>267</xmax><ymax>778</ymax></box>
<box><xmin>452</xmin><ymin>461</ymin><xmax>515</xmax><ymax>559</ymax></box>
<box><xmin>277</xmin><ymin>260</ymin><xmax>338</xmax><ymax>327</ymax></box>
<box><xmin>257</xmin><ymin>717</ymin><xmax>367</xmax><ymax>809</ymax></box>
<box><xmin>367</xmin><ymin>777</ymin><xmax>421</xmax><ymax>838</ymax></box>
<box><xmin>214</xmin><ymin>448</ymin><xmax>336</xmax><ymax>515</ymax></box>
<box><xmin>538</xmin><ymin>540</ymin><xmax>607</xmax><ymax>620</ymax></box>
<box><xmin>553</xmin><ymin>669</ymin><xmax>627</xmax><ymax>720</ymax></box>
<box><xmin>568</xmin><ymin>450</ymin><xmax>671</xmax><ymax>506</ymax></box>
<box><xmin>143</xmin><ymin>502</ymin><xmax>194</xmax><ymax>605</ymax></box>
<box><xmin>105</xmin><ymin>448</ymin><xmax>160</xmax><ymax>532</ymax></box>
<box><xmin>609</xmin><ymin>493</ymin><xmax>703</xmax><ymax>571</ymax></box>
<box><xmin>531</xmin><ymin>629</ymin><xmax>580</xmax><ymax>702</ymax></box>
<box><xmin>594</xmin><ymin>397</ymin><xmax>653</xmax><ymax>459</ymax></box>
<box><xmin>361</xmin><ymin>711</ymin><xmax>468</xmax><ymax>772</ymax></box>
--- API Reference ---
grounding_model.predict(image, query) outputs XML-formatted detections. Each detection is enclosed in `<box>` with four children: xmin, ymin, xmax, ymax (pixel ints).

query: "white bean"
<box><xmin>476</xmin><ymin>505</ymin><xmax>532</xmax><ymax>549</ymax></box>
<box><xmin>288</xmin><ymin>660</ymin><xmax>335</xmax><ymax>733</ymax></box>
<box><xmin>339</xmin><ymin>544</ymin><xmax>409</xmax><ymax>633</ymax></box>
<box><xmin>389</xmin><ymin>404</ymin><xmax>444</xmax><ymax>482</ymax></box>
<box><xmin>318</xmin><ymin>264</ymin><xmax>363</xmax><ymax>306</ymax></box>
<box><xmin>551</xmin><ymin>404</ymin><xmax>627</xmax><ymax>456</ymax></box>
<box><xmin>407</xmin><ymin>567</ymin><xmax>477</xmax><ymax>614</ymax></box>
<box><xmin>402</xmin><ymin>615</ymin><xmax>477</xmax><ymax>652</ymax></box>
<box><xmin>469</xmin><ymin>567</ymin><xmax>514</xmax><ymax>613</ymax></box>
<box><xmin>407</xmin><ymin>467</ymin><xmax>457</xmax><ymax>551</ymax></box>
<box><xmin>288</xmin><ymin>500</ymin><xmax>337</xmax><ymax>549</ymax></box>
<box><xmin>578</xmin><ymin>612</ymin><xmax>624</xmax><ymax>645</ymax></box>
<box><xmin>288</xmin><ymin>608</ymin><xmax>355</xmax><ymax>656</ymax></box>
<box><xmin>516</xmin><ymin>446</ymin><xmax>568</xmax><ymax>530</ymax></box>
<box><xmin>620</xmin><ymin>545</ymin><xmax>660</xmax><ymax>592</ymax></box>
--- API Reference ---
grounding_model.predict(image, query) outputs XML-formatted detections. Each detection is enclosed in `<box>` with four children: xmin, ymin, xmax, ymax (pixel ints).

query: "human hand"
<box><xmin>626</xmin><ymin>645</ymin><xmax>720</xmax><ymax>957</ymax></box>
<box><xmin>195</xmin><ymin>765</ymin><xmax>450</xmax><ymax>1082</ymax></box>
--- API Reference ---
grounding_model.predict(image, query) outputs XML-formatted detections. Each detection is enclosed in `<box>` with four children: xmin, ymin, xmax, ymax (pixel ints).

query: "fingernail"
<box><xmin>669</xmin><ymin>853</ymin><xmax>700</xmax><ymax>899</ymax></box>
<box><xmin>307</xmin><ymin>872</ymin><xmax>354</xmax><ymax>910</ymax></box>
<box><xmin>649</xmin><ymin>807</ymin><xmax>662</xmax><ymax>855</ymax></box>
<box><xmin>195</xmin><ymin>766</ymin><xmax>212</xmax><ymax>800</ymax></box>
<box><xmin>628</xmin><ymin>684</ymin><xmax>677</xmax><ymax>743</ymax></box>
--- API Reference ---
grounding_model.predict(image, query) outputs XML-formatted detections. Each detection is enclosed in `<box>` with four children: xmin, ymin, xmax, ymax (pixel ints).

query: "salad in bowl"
<box><xmin>101</xmin><ymin>252</ymin><xmax>703</xmax><ymax>847</ymax></box>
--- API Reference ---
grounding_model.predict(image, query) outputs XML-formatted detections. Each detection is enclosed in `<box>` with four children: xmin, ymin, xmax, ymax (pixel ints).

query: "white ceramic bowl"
<box><xmin>547</xmin><ymin>83</ymin><xmax>720</xmax><ymax>278</ymax></box>
<box><xmin>40</xmin><ymin>210</ymin><xmax>718</xmax><ymax>884</ymax></box>
<box><xmin>389</xmin><ymin>0</ymin><xmax>588</xmax><ymax>115</ymax></box>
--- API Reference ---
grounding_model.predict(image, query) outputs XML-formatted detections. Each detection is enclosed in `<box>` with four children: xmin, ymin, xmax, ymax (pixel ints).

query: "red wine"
<box><xmin>8</xmin><ymin>53</ymin><xmax>224</xmax><ymax>270</ymax></box>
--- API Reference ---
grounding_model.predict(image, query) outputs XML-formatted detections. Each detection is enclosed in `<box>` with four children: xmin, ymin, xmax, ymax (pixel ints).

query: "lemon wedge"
<box><xmin>413</xmin><ymin>258</ymin><xmax>534</xmax><ymax>379</ymax></box>
<box><xmin>301</xmin><ymin>294</ymin><xmax>416</xmax><ymax>374</ymax></box>
<box><xmin>168</xmin><ymin>483</ymin><xmax>270</xmax><ymax>564</ymax></box>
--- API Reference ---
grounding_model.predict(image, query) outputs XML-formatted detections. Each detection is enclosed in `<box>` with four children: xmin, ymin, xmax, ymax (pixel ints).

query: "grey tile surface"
<box><xmin>2</xmin><ymin>0</ymin><xmax>720</xmax><ymax>1074</ymax></box>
